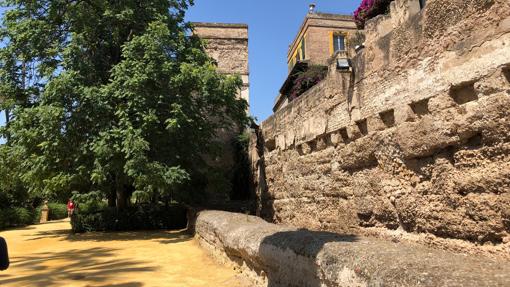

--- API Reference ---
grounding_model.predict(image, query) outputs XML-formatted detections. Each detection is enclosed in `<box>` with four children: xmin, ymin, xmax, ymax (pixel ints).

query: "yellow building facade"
<box><xmin>287</xmin><ymin>12</ymin><xmax>357</xmax><ymax>72</ymax></box>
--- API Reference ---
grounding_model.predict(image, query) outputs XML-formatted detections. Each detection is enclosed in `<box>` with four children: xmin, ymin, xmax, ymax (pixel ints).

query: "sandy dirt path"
<box><xmin>0</xmin><ymin>219</ymin><xmax>247</xmax><ymax>287</ymax></box>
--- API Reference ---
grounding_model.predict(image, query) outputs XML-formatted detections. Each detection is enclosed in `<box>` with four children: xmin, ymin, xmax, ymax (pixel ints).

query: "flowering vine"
<box><xmin>354</xmin><ymin>0</ymin><xmax>394</xmax><ymax>29</ymax></box>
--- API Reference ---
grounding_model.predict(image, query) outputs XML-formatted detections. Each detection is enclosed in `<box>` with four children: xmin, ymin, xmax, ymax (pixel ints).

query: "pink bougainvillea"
<box><xmin>288</xmin><ymin>66</ymin><xmax>327</xmax><ymax>101</ymax></box>
<box><xmin>354</xmin><ymin>0</ymin><xmax>394</xmax><ymax>29</ymax></box>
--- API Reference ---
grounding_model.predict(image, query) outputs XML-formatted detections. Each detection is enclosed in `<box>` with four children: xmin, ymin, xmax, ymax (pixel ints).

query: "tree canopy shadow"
<box><xmin>0</xmin><ymin>225</ymin><xmax>36</xmax><ymax>233</ymax></box>
<box><xmin>69</xmin><ymin>230</ymin><xmax>192</xmax><ymax>245</ymax></box>
<box><xmin>0</xmin><ymin>247</ymin><xmax>153</xmax><ymax>287</ymax></box>
<box><xmin>90</xmin><ymin>283</ymin><xmax>143</xmax><ymax>287</ymax></box>
<box><xmin>25</xmin><ymin>228</ymin><xmax>192</xmax><ymax>245</ymax></box>
<box><xmin>259</xmin><ymin>229</ymin><xmax>359</xmax><ymax>287</ymax></box>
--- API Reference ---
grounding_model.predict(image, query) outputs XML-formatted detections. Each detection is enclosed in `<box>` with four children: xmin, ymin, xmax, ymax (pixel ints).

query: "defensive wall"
<box><xmin>251</xmin><ymin>0</ymin><xmax>510</xmax><ymax>258</ymax></box>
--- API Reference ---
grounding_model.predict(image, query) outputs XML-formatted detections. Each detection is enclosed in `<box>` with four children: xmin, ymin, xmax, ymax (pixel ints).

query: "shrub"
<box><xmin>48</xmin><ymin>203</ymin><xmax>68</xmax><ymax>220</ymax></box>
<box><xmin>230</xmin><ymin>133</ymin><xmax>252</xmax><ymax>200</ymax></box>
<box><xmin>0</xmin><ymin>207</ymin><xmax>36</xmax><ymax>230</ymax></box>
<box><xmin>288</xmin><ymin>65</ymin><xmax>328</xmax><ymax>101</ymax></box>
<box><xmin>33</xmin><ymin>206</ymin><xmax>42</xmax><ymax>224</ymax></box>
<box><xmin>71</xmin><ymin>204</ymin><xmax>187</xmax><ymax>233</ymax></box>
<box><xmin>76</xmin><ymin>201</ymin><xmax>108</xmax><ymax>214</ymax></box>
<box><xmin>16</xmin><ymin>208</ymin><xmax>35</xmax><ymax>225</ymax></box>
<box><xmin>354</xmin><ymin>0</ymin><xmax>394</xmax><ymax>29</ymax></box>
<box><xmin>71</xmin><ymin>191</ymin><xmax>108</xmax><ymax>214</ymax></box>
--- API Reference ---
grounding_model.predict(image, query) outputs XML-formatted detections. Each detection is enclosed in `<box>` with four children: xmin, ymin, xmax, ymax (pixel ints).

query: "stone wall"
<box><xmin>192</xmin><ymin>22</ymin><xmax>251</xmax><ymax>202</ymax></box>
<box><xmin>193</xmin><ymin>23</ymin><xmax>249</xmax><ymax>103</ymax></box>
<box><xmin>194</xmin><ymin>210</ymin><xmax>510</xmax><ymax>287</ymax></box>
<box><xmin>253</xmin><ymin>0</ymin><xmax>510</xmax><ymax>258</ymax></box>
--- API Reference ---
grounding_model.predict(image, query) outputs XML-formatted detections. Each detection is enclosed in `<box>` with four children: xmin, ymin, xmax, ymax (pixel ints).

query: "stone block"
<box><xmin>195</xmin><ymin>211</ymin><xmax>510</xmax><ymax>287</ymax></box>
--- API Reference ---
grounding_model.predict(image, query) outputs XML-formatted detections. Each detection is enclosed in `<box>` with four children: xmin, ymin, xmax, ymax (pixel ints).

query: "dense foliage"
<box><xmin>288</xmin><ymin>65</ymin><xmax>328</xmax><ymax>101</ymax></box>
<box><xmin>354</xmin><ymin>0</ymin><xmax>395</xmax><ymax>29</ymax></box>
<box><xmin>230</xmin><ymin>133</ymin><xmax>251</xmax><ymax>200</ymax></box>
<box><xmin>0</xmin><ymin>0</ymin><xmax>249</xmax><ymax>213</ymax></box>
<box><xmin>48</xmin><ymin>203</ymin><xmax>68</xmax><ymax>221</ymax></box>
<box><xmin>0</xmin><ymin>207</ymin><xmax>35</xmax><ymax>229</ymax></box>
<box><xmin>71</xmin><ymin>204</ymin><xmax>187</xmax><ymax>233</ymax></box>
<box><xmin>0</xmin><ymin>146</ymin><xmax>40</xmax><ymax>229</ymax></box>
<box><xmin>0</xmin><ymin>201</ymin><xmax>68</xmax><ymax>230</ymax></box>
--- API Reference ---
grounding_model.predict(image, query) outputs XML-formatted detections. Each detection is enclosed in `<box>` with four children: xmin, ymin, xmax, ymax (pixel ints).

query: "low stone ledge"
<box><xmin>195</xmin><ymin>210</ymin><xmax>510</xmax><ymax>287</ymax></box>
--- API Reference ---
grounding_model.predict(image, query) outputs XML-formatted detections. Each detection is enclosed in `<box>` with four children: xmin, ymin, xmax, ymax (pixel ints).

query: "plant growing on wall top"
<box><xmin>354</xmin><ymin>0</ymin><xmax>395</xmax><ymax>29</ymax></box>
<box><xmin>288</xmin><ymin>65</ymin><xmax>328</xmax><ymax>101</ymax></box>
<box><xmin>349</xmin><ymin>31</ymin><xmax>366</xmax><ymax>51</ymax></box>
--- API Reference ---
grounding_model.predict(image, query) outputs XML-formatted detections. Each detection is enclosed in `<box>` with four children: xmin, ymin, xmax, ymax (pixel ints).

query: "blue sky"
<box><xmin>186</xmin><ymin>0</ymin><xmax>359</xmax><ymax>122</ymax></box>
<box><xmin>0</xmin><ymin>0</ymin><xmax>360</xmax><ymax>137</ymax></box>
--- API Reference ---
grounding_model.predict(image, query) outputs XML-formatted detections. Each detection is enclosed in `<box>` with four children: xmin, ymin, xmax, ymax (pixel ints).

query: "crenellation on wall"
<box><xmin>253</xmin><ymin>0</ymin><xmax>510</xmax><ymax>259</ymax></box>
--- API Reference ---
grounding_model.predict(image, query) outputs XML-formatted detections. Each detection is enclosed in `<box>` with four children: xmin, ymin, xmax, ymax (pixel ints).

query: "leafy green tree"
<box><xmin>0</xmin><ymin>0</ymin><xmax>249</xmax><ymax>210</ymax></box>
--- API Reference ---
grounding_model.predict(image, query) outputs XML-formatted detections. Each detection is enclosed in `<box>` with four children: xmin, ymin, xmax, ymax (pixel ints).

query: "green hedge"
<box><xmin>0</xmin><ymin>207</ymin><xmax>36</xmax><ymax>230</ymax></box>
<box><xmin>71</xmin><ymin>204</ymin><xmax>187</xmax><ymax>233</ymax></box>
<box><xmin>0</xmin><ymin>202</ymin><xmax>77</xmax><ymax>230</ymax></box>
<box><xmin>76</xmin><ymin>201</ymin><xmax>108</xmax><ymax>214</ymax></box>
<box><xmin>48</xmin><ymin>203</ymin><xmax>68</xmax><ymax>220</ymax></box>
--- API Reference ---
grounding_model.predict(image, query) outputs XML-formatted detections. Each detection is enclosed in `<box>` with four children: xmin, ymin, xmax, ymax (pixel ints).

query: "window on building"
<box><xmin>333</xmin><ymin>34</ymin><xmax>346</xmax><ymax>52</ymax></box>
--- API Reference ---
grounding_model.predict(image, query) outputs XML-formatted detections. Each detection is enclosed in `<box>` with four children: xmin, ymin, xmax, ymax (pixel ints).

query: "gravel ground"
<box><xmin>0</xmin><ymin>219</ymin><xmax>247</xmax><ymax>287</ymax></box>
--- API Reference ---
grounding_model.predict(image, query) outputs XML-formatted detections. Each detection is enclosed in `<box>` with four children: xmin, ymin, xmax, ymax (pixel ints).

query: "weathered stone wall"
<box><xmin>194</xmin><ymin>210</ymin><xmax>510</xmax><ymax>287</ymax></box>
<box><xmin>193</xmin><ymin>23</ymin><xmax>251</xmax><ymax>202</ymax></box>
<box><xmin>193</xmin><ymin>23</ymin><xmax>249</xmax><ymax>103</ymax></box>
<box><xmin>254</xmin><ymin>0</ymin><xmax>510</xmax><ymax>258</ymax></box>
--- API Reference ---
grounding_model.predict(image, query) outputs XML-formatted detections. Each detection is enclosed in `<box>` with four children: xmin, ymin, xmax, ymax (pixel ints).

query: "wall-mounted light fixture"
<box><xmin>337</xmin><ymin>58</ymin><xmax>351</xmax><ymax>71</ymax></box>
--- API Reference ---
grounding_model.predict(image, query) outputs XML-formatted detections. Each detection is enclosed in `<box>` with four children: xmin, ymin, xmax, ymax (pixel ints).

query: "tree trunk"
<box><xmin>116</xmin><ymin>178</ymin><xmax>127</xmax><ymax>211</ymax></box>
<box><xmin>108</xmin><ymin>185</ymin><xmax>116</xmax><ymax>208</ymax></box>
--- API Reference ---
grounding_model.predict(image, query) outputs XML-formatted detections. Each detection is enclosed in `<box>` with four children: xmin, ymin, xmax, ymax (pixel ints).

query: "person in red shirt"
<box><xmin>67</xmin><ymin>199</ymin><xmax>75</xmax><ymax>217</ymax></box>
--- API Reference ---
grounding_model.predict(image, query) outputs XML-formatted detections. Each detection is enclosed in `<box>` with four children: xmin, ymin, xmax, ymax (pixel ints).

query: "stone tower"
<box><xmin>192</xmin><ymin>22</ymin><xmax>250</xmax><ymax>203</ymax></box>
<box><xmin>192</xmin><ymin>22</ymin><xmax>249</xmax><ymax>106</ymax></box>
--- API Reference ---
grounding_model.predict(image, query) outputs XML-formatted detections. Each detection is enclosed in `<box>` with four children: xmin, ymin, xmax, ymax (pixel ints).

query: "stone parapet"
<box><xmin>195</xmin><ymin>210</ymin><xmax>510</xmax><ymax>287</ymax></box>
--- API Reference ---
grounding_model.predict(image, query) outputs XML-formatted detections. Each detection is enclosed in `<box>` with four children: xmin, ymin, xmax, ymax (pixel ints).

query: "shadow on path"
<box><xmin>0</xmin><ymin>247</ymin><xmax>152</xmax><ymax>287</ymax></box>
<box><xmin>89</xmin><ymin>283</ymin><xmax>143</xmax><ymax>287</ymax></box>
<box><xmin>25</xmin><ymin>228</ymin><xmax>191</xmax><ymax>245</ymax></box>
